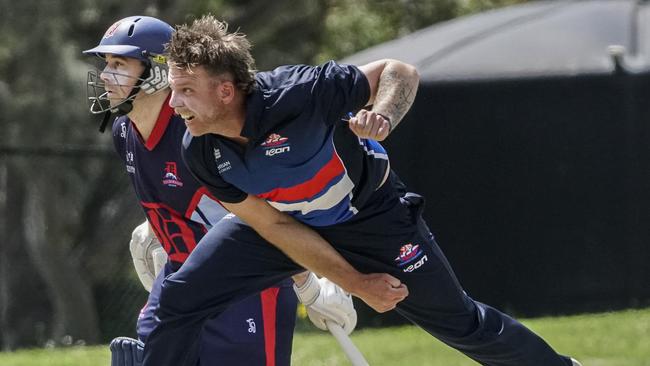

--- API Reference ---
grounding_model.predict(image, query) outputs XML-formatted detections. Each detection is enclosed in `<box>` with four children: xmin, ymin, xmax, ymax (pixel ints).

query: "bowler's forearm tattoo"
<box><xmin>373</xmin><ymin>64</ymin><xmax>418</xmax><ymax>132</ymax></box>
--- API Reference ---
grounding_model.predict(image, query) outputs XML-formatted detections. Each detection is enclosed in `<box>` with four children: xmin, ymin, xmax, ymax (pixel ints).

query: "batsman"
<box><xmin>83</xmin><ymin>16</ymin><xmax>357</xmax><ymax>366</ymax></box>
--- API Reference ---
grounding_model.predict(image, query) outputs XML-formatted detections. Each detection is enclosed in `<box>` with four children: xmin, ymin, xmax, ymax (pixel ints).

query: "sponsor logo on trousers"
<box><xmin>403</xmin><ymin>255</ymin><xmax>428</xmax><ymax>273</ymax></box>
<box><xmin>246</xmin><ymin>318</ymin><xmax>257</xmax><ymax>333</ymax></box>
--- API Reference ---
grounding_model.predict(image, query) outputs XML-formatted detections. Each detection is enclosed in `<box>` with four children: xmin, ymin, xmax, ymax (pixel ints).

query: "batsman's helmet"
<box><xmin>83</xmin><ymin>16</ymin><xmax>173</xmax><ymax>131</ymax></box>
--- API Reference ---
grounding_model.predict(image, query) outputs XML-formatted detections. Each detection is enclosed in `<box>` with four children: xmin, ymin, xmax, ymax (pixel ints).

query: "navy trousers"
<box><xmin>144</xmin><ymin>178</ymin><xmax>572</xmax><ymax>366</ymax></box>
<box><xmin>138</xmin><ymin>264</ymin><xmax>297</xmax><ymax>366</ymax></box>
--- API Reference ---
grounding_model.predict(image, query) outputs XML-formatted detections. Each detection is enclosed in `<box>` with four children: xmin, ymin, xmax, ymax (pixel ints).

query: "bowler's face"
<box><xmin>168</xmin><ymin>65</ymin><xmax>224</xmax><ymax>136</ymax></box>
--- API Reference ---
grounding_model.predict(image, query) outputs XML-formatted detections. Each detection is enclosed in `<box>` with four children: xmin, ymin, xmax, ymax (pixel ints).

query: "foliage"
<box><xmin>185</xmin><ymin>0</ymin><xmax>529</xmax><ymax>69</ymax></box>
<box><xmin>317</xmin><ymin>0</ymin><xmax>529</xmax><ymax>62</ymax></box>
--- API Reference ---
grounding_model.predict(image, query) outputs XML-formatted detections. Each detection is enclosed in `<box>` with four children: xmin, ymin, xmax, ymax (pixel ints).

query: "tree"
<box><xmin>0</xmin><ymin>0</ymin><xmax>184</xmax><ymax>348</ymax></box>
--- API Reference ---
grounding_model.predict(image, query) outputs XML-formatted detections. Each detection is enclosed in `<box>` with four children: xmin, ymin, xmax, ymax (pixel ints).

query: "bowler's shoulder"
<box><xmin>256</xmin><ymin>61</ymin><xmax>358</xmax><ymax>89</ymax></box>
<box><xmin>255</xmin><ymin>64</ymin><xmax>316</xmax><ymax>92</ymax></box>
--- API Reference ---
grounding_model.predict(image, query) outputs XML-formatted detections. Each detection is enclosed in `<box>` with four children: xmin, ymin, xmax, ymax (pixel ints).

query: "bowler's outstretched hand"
<box><xmin>353</xmin><ymin>273</ymin><xmax>408</xmax><ymax>312</ymax></box>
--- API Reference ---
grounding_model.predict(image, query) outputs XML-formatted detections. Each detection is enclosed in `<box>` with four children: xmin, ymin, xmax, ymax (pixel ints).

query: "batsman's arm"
<box><xmin>222</xmin><ymin>195</ymin><xmax>409</xmax><ymax>313</ymax></box>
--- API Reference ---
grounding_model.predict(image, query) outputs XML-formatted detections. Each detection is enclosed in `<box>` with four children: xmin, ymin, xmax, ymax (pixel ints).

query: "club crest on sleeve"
<box><xmin>120</xmin><ymin>121</ymin><xmax>127</xmax><ymax>139</ymax></box>
<box><xmin>162</xmin><ymin>161</ymin><xmax>183</xmax><ymax>187</ymax></box>
<box><xmin>126</xmin><ymin>151</ymin><xmax>135</xmax><ymax>174</ymax></box>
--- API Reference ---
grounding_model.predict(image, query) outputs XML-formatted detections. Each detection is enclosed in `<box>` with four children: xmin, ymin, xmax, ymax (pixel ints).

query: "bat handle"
<box><xmin>326</xmin><ymin>321</ymin><xmax>370</xmax><ymax>366</ymax></box>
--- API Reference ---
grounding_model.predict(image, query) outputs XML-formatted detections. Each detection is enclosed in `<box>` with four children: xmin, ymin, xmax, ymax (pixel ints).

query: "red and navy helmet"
<box><xmin>83</xmin><ymin>16</ymin><xmax>173</xmax><ymax>131</ymax></box>
<box><xmin>83</xmin><ymin>16</ymin><xmax>172</xmax><ymax>64</ymax></box>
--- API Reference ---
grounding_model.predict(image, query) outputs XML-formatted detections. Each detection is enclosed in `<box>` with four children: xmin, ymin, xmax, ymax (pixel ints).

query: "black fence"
<box><xmin>363</xmin><ymin>71</ymin><xmax>650</xmax><ymax>323</ymax></box>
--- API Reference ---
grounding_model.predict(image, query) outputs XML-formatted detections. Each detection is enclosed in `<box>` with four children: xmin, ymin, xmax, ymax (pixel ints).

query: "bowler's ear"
<box><xmin>219</xmin><ymin>81</ymin><xmax>236</xmax><ymax>104</ymax></box>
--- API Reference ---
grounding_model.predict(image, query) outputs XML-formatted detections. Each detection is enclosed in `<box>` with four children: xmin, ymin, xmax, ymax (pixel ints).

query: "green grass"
<box><xmin>2</xmin><ymin>308</ymin><xmax>649</xmax><ymax>365</ymax></box>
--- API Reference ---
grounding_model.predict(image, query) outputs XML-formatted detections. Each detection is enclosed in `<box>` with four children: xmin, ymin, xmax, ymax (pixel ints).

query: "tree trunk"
<box><xmin>0</xmin><ymin>161</ymin><xmax>11</xmax><ymax>350</ymax></box>
<box><xmin>23</xmin><ymin>178</ymin><xmax>100</xmax><ymax>345</ymax></box>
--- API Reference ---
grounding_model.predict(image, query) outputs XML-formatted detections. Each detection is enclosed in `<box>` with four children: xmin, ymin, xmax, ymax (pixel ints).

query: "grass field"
<box><xmin>1</xmin><ymin>308</ymin><xmax>649</xmax><ymax>365</ymax></box>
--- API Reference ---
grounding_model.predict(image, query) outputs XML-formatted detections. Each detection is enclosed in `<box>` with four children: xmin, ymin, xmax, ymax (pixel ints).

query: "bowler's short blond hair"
<box><xmin>167</xmin><ymin>14</ymin><xmax>256</xmax><ymax>93</ymax></box>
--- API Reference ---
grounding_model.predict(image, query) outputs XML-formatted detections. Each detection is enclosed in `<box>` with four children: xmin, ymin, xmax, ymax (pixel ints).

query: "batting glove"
<box><xmin>293</xmin><ymin>273</ymin><xmax>357</xmax><ymax>335</ymax></box>
<box><xmin>129</xmin><ymin>221</ymin><xmax>167</xmax><ymax>292</ymax></box>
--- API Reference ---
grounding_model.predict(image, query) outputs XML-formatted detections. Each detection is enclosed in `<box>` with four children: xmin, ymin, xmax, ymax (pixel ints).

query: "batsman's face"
<box><xmin>168</xmin><ymin>65</ymin><xmax>228</xmax><ymax>137</ymax></box>
<box><xmin>100</xmin><ymin>54</ymin><xmax>145</xmax><ymax>107</ymax></box>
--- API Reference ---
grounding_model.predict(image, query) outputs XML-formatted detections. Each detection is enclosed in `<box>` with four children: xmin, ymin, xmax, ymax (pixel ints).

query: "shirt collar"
<box><xmin>142</xmin><ymin>93</ymin><xmax>173</xmax><ymax>151</ymax></box>
<box><xmin>240</xmin><ymin>85</ymin><xmax>264</xmax><ymax>143</ymax></box>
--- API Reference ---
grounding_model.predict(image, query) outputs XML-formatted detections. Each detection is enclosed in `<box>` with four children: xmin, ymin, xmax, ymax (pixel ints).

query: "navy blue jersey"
<box><xmin>183</xmin><ymin>61</ymin><xmax>390</xmax><ymax>227</ymax></box>
<box><xmin>113</xmin><ymin>95</ymin><xmax>228</xmax><ymax>266</ymax></box>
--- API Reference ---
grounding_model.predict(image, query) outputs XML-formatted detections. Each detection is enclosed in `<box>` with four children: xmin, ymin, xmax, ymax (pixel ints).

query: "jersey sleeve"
<box><xmin>312</xmin><ymin>61</ymin><xmax>371</xmax><ymax>125</ymax></box>
<box><xmin>111</xmin><ymin>116</ymin><xmax>128</xmax><ymax>162</ymax></box>
<box><xmin>253</xmin><ymin>61</ymin><xmax>371</xmax><ymax>132</ymax></box>
<box><xmin>181</xmin><ymin>132</ymin><xmax>248</xmax><ymax>204</ymax></box>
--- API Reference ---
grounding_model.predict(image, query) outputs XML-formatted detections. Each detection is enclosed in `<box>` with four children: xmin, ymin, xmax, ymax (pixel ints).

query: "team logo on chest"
<box><xmin>162</xmin><ymin>161</ymin><xmax>184</xmax><ymax>187</ymax></box>
<box><xmin>261</xmin><ymin>133</ymin><xmax>291</xmax><ymax>157</ymax></box>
